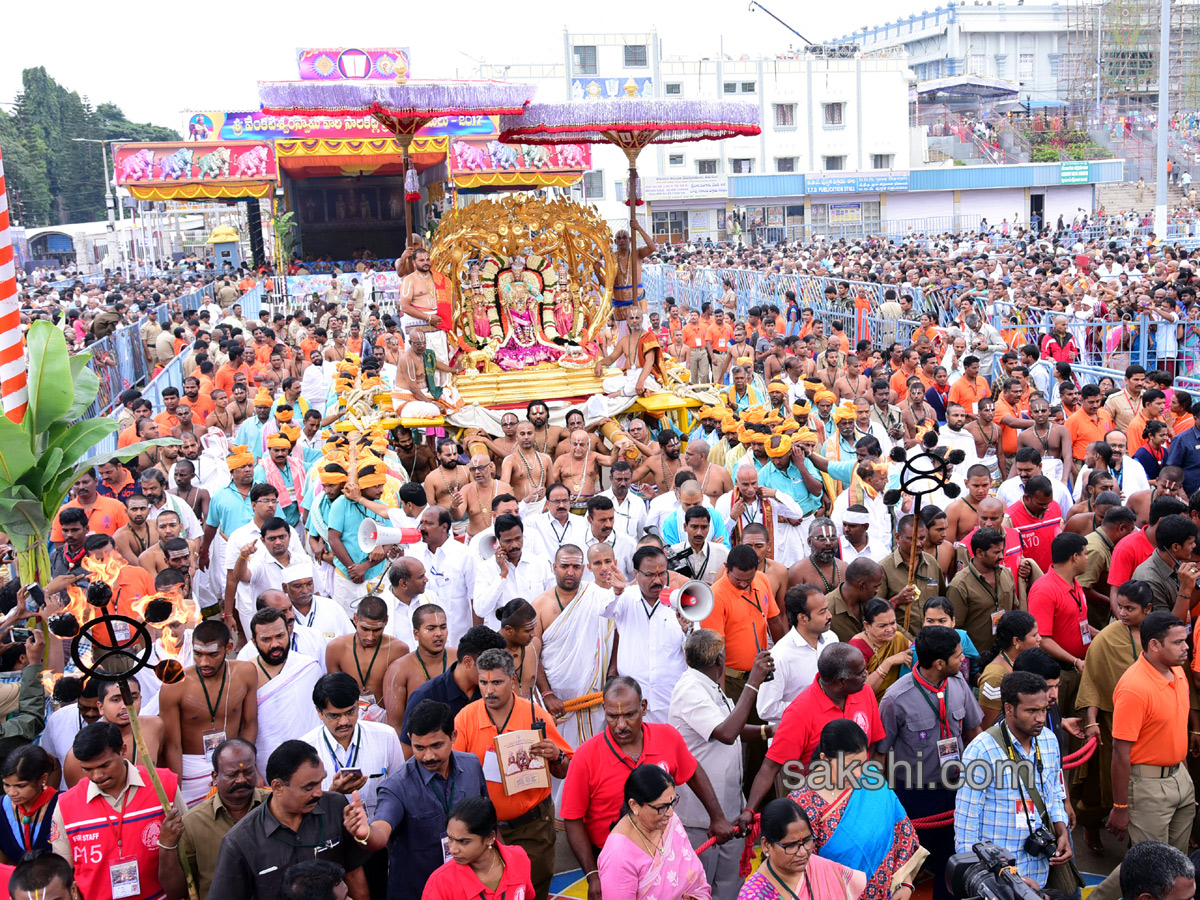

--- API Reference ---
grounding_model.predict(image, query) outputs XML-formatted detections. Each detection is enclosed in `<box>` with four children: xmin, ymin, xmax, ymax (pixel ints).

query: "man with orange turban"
<box><xmin>234</xmin><ymin>385</ymin><xmax>275</xmax><ymax>462</ymax></box>
<box><xmin>810</xmin><ymin>390</ymin><xmax>837</xmax><ymax>443</ymax></box>
<box><xmin>820</xmin><ymin>404</ymin><xmax>861</xmax><ymax>500</ymax></box>
<box><xmin>766</xmin><ymin>381</ymin><xmax>789</xmax><ymax>418</ymax></box>
<box><xmin>255</xmin><ymin>432</ymin><xmax>306</xmax><ymax>527</ymax></box>
<box><xmin>305</xmin><ymin>457</ymin><xmax>350</xmax><ymax>598</ymax></box>
<box><xmin>197</xmin><ymin>446</ymin><xmax>258</xmax><ymax>621</ymax></box>
<box><xmin>327</xmin><ymin>457</ymin><xmax>393</xmax><ymax>613</ymax></box>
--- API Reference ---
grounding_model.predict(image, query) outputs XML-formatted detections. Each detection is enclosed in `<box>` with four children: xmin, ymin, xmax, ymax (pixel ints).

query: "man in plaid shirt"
<box><xmin>955</xmin><ymin>670</ymin><xmax>1072</xmax><ymax>889</ymax></box>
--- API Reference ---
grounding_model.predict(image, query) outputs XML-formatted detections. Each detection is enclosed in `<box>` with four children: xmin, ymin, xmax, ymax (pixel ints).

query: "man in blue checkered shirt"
<box><xmin>954</xmin><ymin>670</ymin><xmax>1072</xmax><ymax>889</ymax></box>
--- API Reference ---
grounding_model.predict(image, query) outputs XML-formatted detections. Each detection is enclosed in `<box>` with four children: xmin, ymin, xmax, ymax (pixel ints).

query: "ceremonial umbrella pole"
<box><xmin>257</xmin><ymin>79</ymin><xmax>537</xmax><ymax>245</ymax></box>
<box><xmin>883</xmin><ymin>433</ymin><xmax>967</xmax><ymax>633</ymax></box>
<box><xmin>499</xmin><ymin>98</ymin><xmax>761</xmax><ymax>322</ymax></box>
<box><xmin>60</xmin><ymin>584</ymin><xmax>200</xmax><ymax>900</ymax></box>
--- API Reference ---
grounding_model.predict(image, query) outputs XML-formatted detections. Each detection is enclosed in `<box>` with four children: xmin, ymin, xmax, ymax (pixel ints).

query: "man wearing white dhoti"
<box><xmin>248</xmin><ymin>607</ymin><xmax>322</xmax><ymax>776</ymax></box>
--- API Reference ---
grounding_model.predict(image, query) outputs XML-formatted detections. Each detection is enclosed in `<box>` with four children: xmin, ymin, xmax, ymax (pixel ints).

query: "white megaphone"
<box><xmin>358</xmin><ymin>520</ymin><xmax>423</xmax><ymax>552</ymax></box>
<box><xmin>658</xmin><ymin>581</ymin><xmax>714</xmax><ymax>623</ymax></box>
<box><xmin>479</xmin><ymin>534</ymin><xmax>498</xmax><ymax>560</ymax></box>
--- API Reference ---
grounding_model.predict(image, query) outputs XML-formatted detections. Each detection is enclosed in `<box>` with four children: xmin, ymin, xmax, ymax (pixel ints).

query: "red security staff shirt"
<box><xmin>767</xmin><ymin>675</ymin><xmax>885</xmax><ymax>770</ymax></box>
<box><xmin>1006</xmin><ymin>498</ymin><xmax>1063</xmax><ymax>575</ymax></box>
<box><xmin>1028</xmin><ymin>569</ymin><xmax>1090</xmax><ymax>659</ymax></box>
<box><xmin>560</xmin><ymin>723</ymin><xmax>698</xmax><ymax>850</ymax></box>
<box><xmin>1107</xmin><ymin>528</ymin><xmax>1154</xmax><ymax>588</ymax></box>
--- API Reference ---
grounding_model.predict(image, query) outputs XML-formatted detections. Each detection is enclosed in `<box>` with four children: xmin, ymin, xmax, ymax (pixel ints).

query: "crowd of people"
<box><xmin>3</xmin><ymin>221</ymin><xmax>1200</xmax><ymax>900</ymax></box>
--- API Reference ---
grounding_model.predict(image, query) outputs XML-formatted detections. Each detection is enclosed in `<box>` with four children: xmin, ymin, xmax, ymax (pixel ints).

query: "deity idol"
<box><xmin>495</xmin><ymin>255</ymin><xmax>563</xmax><ymax>371</ymax></box>
<box><xmin>466</xmin><ymin>263</ymin><xmax>493</xmax><ymax>343</ymax></box>
<box><xmin>553</xmin><ymin>262</ymin><xmax>577</xmax><ymax>341</ymax></box>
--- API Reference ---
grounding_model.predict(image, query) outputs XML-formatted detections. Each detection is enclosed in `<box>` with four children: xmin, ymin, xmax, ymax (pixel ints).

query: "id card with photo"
<box><xmin>110</xmin><ymin>858</ymin><xmax>140</xmax><ymax>899</ymax></box>
<box><xmin>202</xmin><ymin>730</ymin><xmax>227</xmax><ymax>765</ymax></box>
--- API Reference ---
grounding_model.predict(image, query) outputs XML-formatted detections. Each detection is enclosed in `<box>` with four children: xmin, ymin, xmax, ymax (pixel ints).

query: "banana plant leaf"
<box><xmin>23</xmin><ymin>323</ymin><xmax>74</xmax><ymax>439</ymax></box>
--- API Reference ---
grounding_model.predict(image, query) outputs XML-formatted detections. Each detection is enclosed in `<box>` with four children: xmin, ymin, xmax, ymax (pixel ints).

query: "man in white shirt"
<box><xmin>838</xmin><ymin>507</ymin><xmax>891</xmax><ymax>563</ymax></box>
<box><xmin>468</xmin><ymin>494</ymin><xmax>521</xmax><ymax>561</ymax></box>
<box><xmin>383</xmin><ymin>557</ymin><xmax>432</xmax><ymax>650</ymax></box>
<box><xmin>757</xmin><ymin>584</ymin><xmax>839</xmax><ymax>725</ymax></box>
<box><xmin>525</xmin><ymin>483</ymin><xmax>588</xmax><ymax>561</ymax></box>
<box><xmin>715</xmin><ymin>464</ymin><xmax>804</xmax><ymax>568</ymax></box>
<box><xmin>281</xmin><ymin>559</ymin><xmax>354</xmax><ymax>645</ymax></box>
<box><xmin>404</xmin><ymin>506</ymin><xmax>477</xmax><ymax>646</ymax></box>
<box><xmin>602</xmin><ymin>544</ymin><xmax>688</xmax><ymax>723</ymax></box>
<box><xmin>581</xmin><ymin>495</ymin><xmax>636</xmax><ymax>581</ymax></box>
<box><xmin>473</xmin><ymin>513</ymin><xmax>555</xmax><ymax>620</ymax></box>
<box><xmin>301</xmin><ymin>672</ymin><xmax>404</xmax><ymax>818</ymax></box>
<box><xmin>996</xmin><ymin>448</ymin><xmax>1074</xmax><ymax>514</ymax></box>
<box><xmin>597</xmin><ymin>461</ymin><xmax>647</xmax><ymax>542</ymax></box>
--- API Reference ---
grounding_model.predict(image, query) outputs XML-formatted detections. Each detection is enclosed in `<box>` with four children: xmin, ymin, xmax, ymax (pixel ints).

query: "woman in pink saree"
<box><xmin>598</xmin><ymin>765</ymin><xmax>711</xmax><ymax>900</ymax></box>
<box><xmin>737</xmin><ymin>798</ymin><xmax>867</xmax><ymax>900</ymax></box>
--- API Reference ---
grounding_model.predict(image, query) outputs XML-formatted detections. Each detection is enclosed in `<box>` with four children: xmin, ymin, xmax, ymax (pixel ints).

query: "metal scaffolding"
<box><xmin>1061</xmin><ymin>0</ymin><xmax>1200</xmax><ymax>113</ymax></box>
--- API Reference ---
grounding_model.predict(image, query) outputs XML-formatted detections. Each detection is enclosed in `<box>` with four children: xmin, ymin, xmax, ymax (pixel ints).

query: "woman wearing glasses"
<box><xmin>737</xmin><ymin>798</ymin><xmax>867</xmax><ymax>900</ymax></box>
<box><xmin>598</xmin><ymin>764</ymin><xmax>711</xmax><ymax>900</ymax></box>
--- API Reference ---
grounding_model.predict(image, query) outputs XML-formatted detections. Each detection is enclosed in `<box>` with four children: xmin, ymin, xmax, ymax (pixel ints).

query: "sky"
<box><xmin>0</xmin><ymin>0</ymin><xmax>926</xmax><ymax>129</ymax></box>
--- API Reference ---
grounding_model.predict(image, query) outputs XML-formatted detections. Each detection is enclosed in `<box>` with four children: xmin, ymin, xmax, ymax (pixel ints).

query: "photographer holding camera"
<box><xmin>955</xmin><ymin>671</ymin><xmax>1073</xmax><ymax>893</ymax></box>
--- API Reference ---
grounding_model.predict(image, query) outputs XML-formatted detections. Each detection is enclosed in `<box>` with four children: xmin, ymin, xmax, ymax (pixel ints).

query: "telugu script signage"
<box><xmin>113</xmin><ymin>142</ymin><xmax>278</xmax><ymax>187</ymax></box>
<box><xmin>1060</xmin><ymin>161</ymin><xmax>1090</xmax><ymax>185</ymax></box>
<box><xmin>641</xmin><ymin>175</ymin><xmax>729</xmax><ymax>202</ymax></box>
<box><xmin>185</xmin><ymin>110</ymin><xmax>496</xmax><ymax>143</ymax></box>
<box><xmin>805</xmin><ymin>172</ymin><xmax>910</xmax><ymax>194</ymax></box>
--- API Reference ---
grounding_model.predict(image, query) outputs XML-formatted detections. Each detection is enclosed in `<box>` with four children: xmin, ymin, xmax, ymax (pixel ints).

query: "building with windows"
<box><xmin>483</xmin><ymin>31</ymin><xmax>914</xmax><ymax>241</ymax></box>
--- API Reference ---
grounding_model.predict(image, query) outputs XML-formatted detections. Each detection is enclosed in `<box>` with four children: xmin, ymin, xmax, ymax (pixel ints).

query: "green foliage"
<box><xmin>0</xmin><ymin>322</ymin><xmax>179</xmax><ymax>552</ymax></box>
<box><xmin>1031</xmin><ymin>146</ymin><xmax>1064</xmax><ymax>162</ymax></box>
<box><xmin>273</xmin><ymin>211</ymin><xmax>298</xmax><ymax>262</ymax></box>
<box><xmin>0</xmin><ymin>67</ymin><xmax>181</xmax><ymax>228</ymax></box>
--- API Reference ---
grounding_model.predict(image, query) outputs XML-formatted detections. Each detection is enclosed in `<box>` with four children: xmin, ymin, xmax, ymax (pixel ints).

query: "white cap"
<box><xmin>281</xmin><ymin>559</ymin><xmax>314</xmax><ymax>583</ymax></box>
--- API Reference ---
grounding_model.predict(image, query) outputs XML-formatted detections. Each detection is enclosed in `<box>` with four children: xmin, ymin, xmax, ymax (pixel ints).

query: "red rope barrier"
<box><xmin>1062</xmin><ymin>737</ymin><xmax>1098</xmax><ymax>770</ymax></box>
<box><xmin>910</xmin><ymin>809</ymin><xmax>956</xmax><ymax>829</ymax></box>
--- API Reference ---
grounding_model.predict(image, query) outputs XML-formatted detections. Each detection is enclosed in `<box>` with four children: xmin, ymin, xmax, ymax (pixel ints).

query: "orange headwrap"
<box><xmin>814</xmin><ymin>390</ymin><xmax>836</xmax><ymax>406</ymax></box>
<box><xmin>721</xmin><ymin>416</ymin><xmax>741</xmax><ymax>434</ymax></box>
<box><xmin>267</xmin><ymin>434</ymin><xmax>293</xmax><ymax>450</ymax></box>
<box><xmin>792</xmin><ymin>401</ymin><xmax>812</xmax><ymax>415</ymax></box>
<box><xmin>765</xmin><ymin>434</ymin><xmax>793</xmax><ymax>458</ymax></box>
<box><xmin>832</xmin><ymin>403</ymin><xmax>857</xmax><ymax>423</ymax></box>
<box><xmin>768</xmin><ymin>381</ymin><xmax>787</xmax><ymax>394</ymax></box>
<box><xmin>794</xmin><ymin>428</ymin><xmax>820</xmax><ymax>444</ymax></box>
<box><xmin>226</xmin><ymin>445</ymin><xmax>254</xmax><ymax>470</ymax></box>
<box><xmin>280</xmin><ymin>425</ymin><xmax>301</xmax><ymax>443</ymax></box>
<box><xmin>274</xmin><ymin>408</ymin><xmax>294</xmax><ymax>423</ymax></box>
<box><xmin>319</xmin><ymin>462</ymin><xmax>348</xmax><ymax>485</ymax></box>
<box><xmin>356</xmin><ymin>463</ymin><xmax>388</xmax><ymax>488</ymax></box>
<box><xmin>253</xmin><ymin>387</ymin><xmax>272</xmax><ymax>407</ymax></box>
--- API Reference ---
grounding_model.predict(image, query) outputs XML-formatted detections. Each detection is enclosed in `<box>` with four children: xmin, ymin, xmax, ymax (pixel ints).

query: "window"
<box><xmin>776</xmin><ymin>157</ymin><xmax>797</xmax><ymax>172</ymax></box>
<box><xmin>823</xmin><ymin>102</ymin><xmax>845</xmax><ymax>127</ymax></box>
<box><xmin>872</xmin><ymin>154</ymin><xmax>894</xmax><ymax>169</ymax></box>
<box><xmin>741</xmin><ymin>82</ymin><xmax>757</xmax><ymax>93</ymax></box>
<box><xmin>823</xmin><ymin>156</ymin><xmax>846</xmax><ymax>170</ymax></box>
<box><xmin>583</xmin><ymin>171</ymin><xmax>604</xmax><ymax>200</ymax></box>
<box><xmin>731</xmin><ymin>158</ymin><xmax>754</xmax><ymax>174</ymax></box>
<box><xmin>668</xmin><ymin>154</ymin><xmax>684</xmax><ymax>166</ymax></box>
<box><xmin>573</xmin><ymin>45</ymin><xmax>597</xmax><ymax>75</ymax></box>
<box><xmin>723</xmin><ymin>82</ymin><xmax>737</xmax><ymax>94</ymax></box>
<box><xmin>969</xmin><ymin>52</ymin><xmax>986</xmax><ymax>75</ymax></box>
<box><xmin>665</xmin><ymin>82</ymin><xmax>682</xmax><ymax>95</ymax></box>
<box><xmin>774</xmin><ymin>103</ymin><xmax>796</xmax><ymax>127</ymax></box>
<box><xmin>624</xmin><ymin>44</ymin><xmax>648</xmax><ymax>67</ymax></box>
<box><xmin>1019</xmin><ymin>53</ymin><xmax>1035</xmax><ymax>80</ymax></box>
<box><xmin>697</xmin><ymin>159</ymin><xmax>718</xmax><ymax>175</ymax></box>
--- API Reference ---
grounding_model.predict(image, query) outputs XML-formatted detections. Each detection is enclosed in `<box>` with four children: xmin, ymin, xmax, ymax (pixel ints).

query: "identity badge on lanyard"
<box><xmin>103</xmin><ymin>795</ymin><xmax>140</xmax><ymax>899</ymax></box>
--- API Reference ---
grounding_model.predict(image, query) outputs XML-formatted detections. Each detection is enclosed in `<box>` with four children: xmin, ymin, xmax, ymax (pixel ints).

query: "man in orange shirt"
<box><xmin>993</xmin><ymin>377</ymin><xmax>1034</xmax><ymax>462</ymax></box>
<box><xmin>707</xmin><ymin>308</ymin><xmax>735</xmax><ymax>384</ymax></box>
<box><xmin>180</xmin><ymin>376</ymin><xmax>213</xmax><ymax>424</ymax></box>
<box><xmin>117</xmin><ymin>398</ymin><xmax>154</xmax><ymax>449</ymax></box>
<box><xmin>154</xmin><ymin>386</ymin><xmax>184</xmax><ymax>436</ymax></box>
<box><xmin>49</xmin><ymin>469</ymin><xmax>130</xmax><ymax>544</ymax></box>
<box><xmin>453</xmin><ymin>648</ymin><xmax>571</xmax><ymax>900</ymax></box>
<box><xmin>214</xmin><ymin>346</ymin><xmax>253</xmax><ymax>396</ymax></box>
<box><xmin>948</xmin><ymin>355</ymin><xmax>990</xmax><ymax>419</ymax></box>
<box><xmin>1098</xmin><ymin>611</ymin><xmax>1198</xmax><ymax>898</ymax></box>
<box><xmin>681</xmin><ymin>309</ymin><xmax>711</xmax><ymax>385</ymax></box>
<box><xmin>1126</xmin><ymin>389</ymin><xmax>1168</xmax><ymax>457</ymax></box>
<box><xmin>889</xmin><ymin>348</ymin><xmax>920</xmax><ymax>399</ymax></box>
<box><xmin>1067</xmin><ymin>384</ymin><xmax>1114</xmax><ymax>477</ymax></box>
<box><xmin>700</xmin><ymin>545</ymin><xmax>787</xmax><ymax>700</ymax></box>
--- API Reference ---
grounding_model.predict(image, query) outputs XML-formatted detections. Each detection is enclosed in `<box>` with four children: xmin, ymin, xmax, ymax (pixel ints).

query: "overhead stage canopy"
<box><xmin>915</xmin><ymin>75</ymin><xmax>1020</xmax><ymax>101</ymax></box>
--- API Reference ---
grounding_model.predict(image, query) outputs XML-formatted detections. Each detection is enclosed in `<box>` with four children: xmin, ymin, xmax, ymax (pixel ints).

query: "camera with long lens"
<box><xmin>666</xmin><ymin>545</ymin><xmax>696</xmax><ymax>576</ymax></box>
<box><xmin>947</xmin><ymin>841</ymin><xmax>1045</xmax><ymax>900</ymax></box>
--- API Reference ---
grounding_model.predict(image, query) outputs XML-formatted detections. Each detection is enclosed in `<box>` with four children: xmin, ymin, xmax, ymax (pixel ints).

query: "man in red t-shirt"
<box><xmin>1027</xmin><ymin>531</ymin><xmax>1094</xmax><ymax>715</ymax></box>
<box><xmin>561</xmin><ymin>677</ymin><xmax>733</xmax><ymax>896</ymax></box>
<box><xmin>1006</xmin><ymin>476</ymin><xmax>1062</xmax><ymax>575</ymax></box>
<box><xmin>1106</xmin><ymin>496</ymin><xmax>1186</xmax><ymax>610</ymax></box>
<box><xmin>736</xmin><ymin>644</ymin><xmax>884</xmax><ymax>831</ymax></box>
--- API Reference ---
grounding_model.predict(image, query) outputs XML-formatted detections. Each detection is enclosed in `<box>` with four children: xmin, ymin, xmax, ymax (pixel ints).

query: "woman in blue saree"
<box><xmin>789</xmin><ymin>721</ymin><xmax>925</xmax><ymax>900</ymax></box>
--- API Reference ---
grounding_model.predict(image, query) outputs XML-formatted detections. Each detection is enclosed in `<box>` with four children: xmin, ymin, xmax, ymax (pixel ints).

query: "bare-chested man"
<box><xmin>966</xmin><ymin>397</ymin><xmax>1004</xmax><ymax>480</ymax></box>
<box><xmin>137</xmin><ymin>508</ymin><xmax>184</xmax><ymax>574</ymax></box>
<box><xmin>499</xmin><ymin>421</ymin><xmax>553</xmax><ymax>503</ymax></box>
<box><xmin>554</xmin><ymin>410</ymin><xmax>605</xmax><ymax>458</ymax></box>
<box><xmin>383</xmin><ymin>603</ymin><xmax>456</xmax><ymax>739</ymax></box>
<box><xmin>1128</xmin><ymin>466</ymin><xmax>1188</xmax><ymax>526</ymax></box>
<box><xmin>634</xmin><ymin>429</ymin><xmax>684</xmax><ymax>497</ymax></box>
<box><xmin>114</xmin><ymin>494</ymin><xmax>157</xmax><ymax>565</ymax></box>
<box><xmin>592</xmin><ymin>314</ymin><xmax>663</xmax><ymax>397</ymax></box>
<box><xmin>945</xmin><ymin>464</ymin><xmax>993</xmax><ymax>542</ymax></box>
<box><xmin>395</xmin><ymin>426</ymin><xmax>436</xmax><ymax>485</ymax></box>
<box><xmin>395</xmin><ymin>330</ymin><xmax>457</xmax><ymax>412</ymax></box>
<box><xmin>64</xmin><ymin>679</ymin><xmax>164</xmax><ymax>787</ymax></box>
<box><xmin>468</xmin><ymin>411</ymin><xmax>519</xmax><ymax>468</ymax></box>
<box><xmin>496</xmin><ymin>599</ymin><xmax>539</xmax><ymax>696</ymax></box>
<box><xmin>1017</xmin><ymin>397</ymin><xmax>1072</xmax><ymax>485</ymax></box>
<box><xmin>526</xmin><ymin>400</ymin><xmax>569</xmax><ymax>457</ymax></box>
<box><xmin>325</xmin><ymin>595</ymin><xmax>406</xmax><ymax>718</ymax></box>
<box><xmin>1066</xmin><ymin>471</ymin><xmax>1116</xmax><ymax>523</ymax></box>
<box><xmin>683</xmin><ymin>438</ymin><xmax>732</xmax><ymax>506</ymax></box>
<box><xmin>158</xmin><ymin>618</ymin><xmax>258</xmax><ymax>806</ymax></box>
<box><xmin>397</xmin><ymin>244</ymin><xmax>452</xmax><ymax>364</ymax></box>
<box><xmin>424</xmin><ymin>437</ymin><xmax>468</xmax><ymax>525</ymax></box>
<box><xmin>834</xmin><ymin>354</ymin><xmax>872</xmax><ymax>402</ymax></box>
<box><xmin>741</xmin><ymin>522</ymin><xmax>788</xmax><ymax>612</ymax></box>
<box><xmin>551</xmin><ymin>430</ymin><xmax>613</xmax><ymax>505</ymax></box>
<box><xmin>816</xmin><ymin>347</ymin><xmax>841</xmax><ymax>391</ymax></box>
<box><xmin>787</xmin><ymin>518</ymin><xmax>846</xmax><ymax>594</ymax></box>
<box><xmin>596</xmin><ymin>222</ymin><xmax>656</xmax><ymax>332</ymax></box>
<box><xmin>462</xmin><ymin>454</ymin><xmax>514</xmax><ymax>537</ymax></box>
